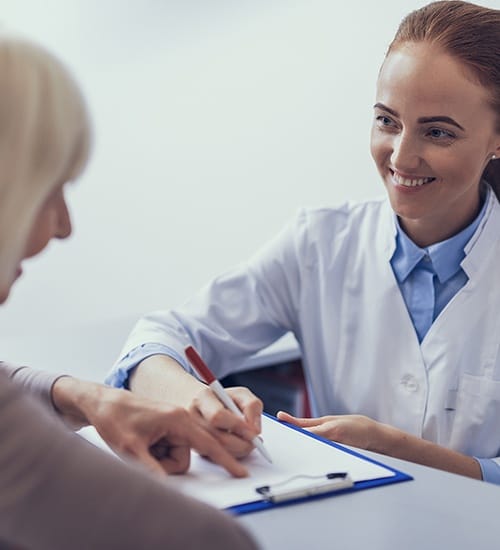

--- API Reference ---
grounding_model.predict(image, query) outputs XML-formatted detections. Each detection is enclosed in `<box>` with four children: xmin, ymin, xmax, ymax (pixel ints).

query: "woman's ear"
<box><xmin>493</xmin><ymin>137</ymin><xmax>500</xmax><ymax>159</ymax></box>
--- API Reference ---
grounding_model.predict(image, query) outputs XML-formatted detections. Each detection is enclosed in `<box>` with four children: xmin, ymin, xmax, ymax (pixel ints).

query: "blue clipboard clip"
<box><xmin>255</xmin><ymin>472</ymin><xmax>353</xmax><ymax>503</ymax></box>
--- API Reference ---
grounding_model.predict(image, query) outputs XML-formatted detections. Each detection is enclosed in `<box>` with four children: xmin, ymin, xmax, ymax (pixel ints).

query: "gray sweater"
<box><xmin>0</xmin><ymin>363</ymin><xmax>257</xmax><ymax>549</ymax></box>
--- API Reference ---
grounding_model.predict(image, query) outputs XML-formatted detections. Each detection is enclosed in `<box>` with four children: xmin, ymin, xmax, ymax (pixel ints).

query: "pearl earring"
<box><xmin>493</xmin><ymin>155</ymin><xmax>497</xmax><ymax>160</ymax></box>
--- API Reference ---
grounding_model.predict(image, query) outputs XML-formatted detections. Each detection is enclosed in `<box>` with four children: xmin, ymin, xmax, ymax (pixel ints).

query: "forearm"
<box><xmin>129</xmin><ymin>354</ymin><xmax>205</xmax><ymax>405</ymax></box>
<box><xmin>1</xmin><ymin>363</ymin><xmax>111</xmax><ymax>431</ymax></box>
<box><xmin>0</xmin><ymin>361</ymin><xmax>62</xmax><ymax>411</ymax></box>
<box><xmin>381</xmin><ymin>427</ymin><xmax>482</xmax><ymax>480</ymax></box>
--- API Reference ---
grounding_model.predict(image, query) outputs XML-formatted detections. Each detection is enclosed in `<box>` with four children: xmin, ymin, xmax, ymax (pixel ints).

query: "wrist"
<box><xmin>372</xmin><ymin>422</ymin><xmax>405</xmax><ymax>456</ymax></box>
<box><xmin>129</xmin><ymin>354</ymin><xmax>203</xmax><ymax>405</ymax></box>
<box><xmin>52</xmin><ymin>376</ymin><xmax>104</xmax><ymax>428</ymax></box>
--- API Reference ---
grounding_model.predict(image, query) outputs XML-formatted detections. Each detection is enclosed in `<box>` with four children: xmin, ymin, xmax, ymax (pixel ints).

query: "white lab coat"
<box><xmin>120</xmin><ymin>191</ymin><xmax>500</xmax><ymax>460</ymax></box>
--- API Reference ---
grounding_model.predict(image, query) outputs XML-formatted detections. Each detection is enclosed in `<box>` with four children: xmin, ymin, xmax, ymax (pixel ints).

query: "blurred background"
<box><xmin>2</xmin><ymin>0</ymin><xmax>497</xmax><ymax>380</ymax></box>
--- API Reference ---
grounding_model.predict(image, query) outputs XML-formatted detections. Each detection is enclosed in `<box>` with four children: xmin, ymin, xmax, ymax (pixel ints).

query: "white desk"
<box><xmin>238</xmin><ymin>450</ymin><xmax>499</xmax><ymax>550</ymax></box>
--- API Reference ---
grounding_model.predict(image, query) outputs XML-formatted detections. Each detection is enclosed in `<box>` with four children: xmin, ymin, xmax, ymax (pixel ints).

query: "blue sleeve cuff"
<box><xmin>475</xmin><ymin>457</ymin><xmax>500</xmax><ymax>485</ymax></box>
<box><xmin>105</xmin><ymin>343</ymin><xmax>192</xmax><ymax>389</ymax></box>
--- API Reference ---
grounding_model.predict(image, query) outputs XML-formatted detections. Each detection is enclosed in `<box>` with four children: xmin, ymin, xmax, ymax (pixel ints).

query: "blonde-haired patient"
<box><xmin>0</xmin><ymin>33</ymin><xmax>257</xmax><ymax>549</ymax></box>
<box><xmin>110</xmin><ymin>0</ymin><xmax>500</xmax><ymax>484</ymax></box>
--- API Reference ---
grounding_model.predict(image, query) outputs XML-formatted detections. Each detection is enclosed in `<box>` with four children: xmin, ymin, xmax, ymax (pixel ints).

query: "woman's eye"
<box><xmin>375</xmin><ymin>115</ymin><xmax>398</xmax><ymax>132</ymax></box>
<box><xmin>428</xmin><ymin>127</ymin><xmax>454</xmax><ymax>140</ymax></box>
<box><xmin>376</xmin><ymin>115</ymin><xmax>394</xmax><ymax>126</ymax></box>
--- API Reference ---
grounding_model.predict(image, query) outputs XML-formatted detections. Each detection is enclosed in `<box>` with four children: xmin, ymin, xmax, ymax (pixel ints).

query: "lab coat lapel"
<box><xmin>376</xmin><ymin>201</ymin><xmax>423</xmax><ymax>355</ymax></box>
<box><xmin>368</xmin><ymin>201</ymin><xmax>429</xmax><ymax>433</ymax></box>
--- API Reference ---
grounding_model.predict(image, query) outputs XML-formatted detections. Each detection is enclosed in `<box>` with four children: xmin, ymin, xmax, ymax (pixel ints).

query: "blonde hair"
<box><xmin>0</xmin><ymin>33</ymin><xmax>91</xmax><ymax>291</ymax></box>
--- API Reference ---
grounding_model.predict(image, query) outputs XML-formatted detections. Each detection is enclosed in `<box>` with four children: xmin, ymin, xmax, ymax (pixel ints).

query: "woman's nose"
<box><xmin>390</xmin><ymin>132</ymin><xmax>421</xmax><ymax>173</ymax></box>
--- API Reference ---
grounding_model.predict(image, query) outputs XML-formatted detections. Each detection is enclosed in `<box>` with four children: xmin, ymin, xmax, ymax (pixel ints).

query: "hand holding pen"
<box><xmin>186</xmin><ymin>346</ymin><xmax>273</xmax><ymax>464</ymax></box>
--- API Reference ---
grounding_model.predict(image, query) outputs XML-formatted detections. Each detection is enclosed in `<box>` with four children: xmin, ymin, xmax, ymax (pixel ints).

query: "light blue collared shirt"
<box><xmin>390</xmin><ymin>192</ymin><xmax>489</xmax><ymax>343</ymax></box>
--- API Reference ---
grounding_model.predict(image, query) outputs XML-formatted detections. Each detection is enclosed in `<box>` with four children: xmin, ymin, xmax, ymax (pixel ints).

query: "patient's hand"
<box><xmin>52</xmin><ymin>377</ymin><xmax>248</xmax><ymax>477</ymax></box>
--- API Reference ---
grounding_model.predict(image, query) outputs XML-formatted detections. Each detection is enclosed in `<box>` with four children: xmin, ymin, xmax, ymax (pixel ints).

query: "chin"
<box><xmin>0</xmin><ymin>289</ymin><xmax>11</xmax><ymax>304</ymax></box>
<box><xmin>0</xmin><ymin>274</ymin><xmax>18</xmax><ymax>305</ymax></box>
<box><xmin>386</xmin><ymin>190</ymin><xmax>426</xmax><ymax>218</ymax></box>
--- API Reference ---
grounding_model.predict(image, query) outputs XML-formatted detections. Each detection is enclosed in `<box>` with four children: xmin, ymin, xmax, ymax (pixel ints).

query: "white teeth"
<box><xmin>393</xmin><ymin>173</ymin><xmax>434</xmax><ymax>187</ymax></box>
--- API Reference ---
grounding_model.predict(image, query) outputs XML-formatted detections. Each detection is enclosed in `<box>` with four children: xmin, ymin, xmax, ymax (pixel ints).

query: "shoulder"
<box><xmin>293</xmin><ymin>195</ymin><xmax>390</xmax><ymax>242</ymax></box>
<box><xmin>250</xmin><ymin>196</ymin><xmax>392</xmax><ymax>271</ymax></box>
<box><xmin>278</xmin><ymin>196</ymin><xmax>392</xmax><ymax>269</ymax></box>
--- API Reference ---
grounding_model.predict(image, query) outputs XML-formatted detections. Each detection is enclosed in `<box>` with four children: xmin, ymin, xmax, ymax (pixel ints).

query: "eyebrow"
<box><xmin>373</xmin><ymin>103</ymin><xmax>465</xmax><ymax>131</ymax></box>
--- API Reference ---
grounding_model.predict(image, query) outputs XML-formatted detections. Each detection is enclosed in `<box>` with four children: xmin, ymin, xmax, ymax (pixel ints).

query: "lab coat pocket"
<box><xmin>448</xmin><ymin>373</ymin><xmax>500</xmax><ymax>458</ymax></box>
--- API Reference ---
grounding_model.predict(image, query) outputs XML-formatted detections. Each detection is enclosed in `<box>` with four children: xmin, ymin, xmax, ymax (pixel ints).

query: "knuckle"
<box><xmin>191</xmin><ymin>395</ymin><xmax>202</xmax><ymax>409</ymax></box>
<box><xmin>197</xmin><ymin>387</ymin><xmax>213</xmax><ymax>401</ymax></box>
<box><xmin>188</xmin><ymin>401</ymin><xmax>200</xmax><ymax>416</ymax></box>
<box><xmin>171</xmin><ymin>407</ymin><xmax>190</xmax><ymax>422</ymax></box>
<box><xmin>330</xmin><ymin>424</ymin><xmax>347</xmax><ymax>440</ymax></box>
<box><xmin>234</xmin><ymin>443</ymin><xmax>254</xmax><ymax>459</ymax></box>
<box><xmin>207</xmin><ymin>408</ymin><xmax>228</xmax><ymax>426</ymax></box>
<box><xmin>117</xmin><ymin>434</ymin><xmax>140</xmax><ymax>455</ymax></box>
<box><xmin>172</xmin><ymin>454</ymin><xmax>190</xmax><ymax>474</ymax></box>
<box><xmin>251</xmin><ymin>398</ymin><xmax>264</xmax><ymax>413</ymax></box>
<box><xmin>230</xmin><ymin>386</ymin><xmax>251</xmax><ymax>398</ymax></box>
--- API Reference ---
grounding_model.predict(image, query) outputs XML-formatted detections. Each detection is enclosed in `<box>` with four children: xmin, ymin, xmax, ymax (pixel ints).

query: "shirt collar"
<box><xmin>391</xmin><ymin>185</ymin><xmax>490</xmax><ymax>284</ymax></box>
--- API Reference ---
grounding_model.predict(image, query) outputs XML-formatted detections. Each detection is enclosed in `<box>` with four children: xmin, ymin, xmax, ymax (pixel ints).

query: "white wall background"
<box><xmin>1</xmin><ymin>0</ymin><xmax>498</xmax><ymax>380</ymax></box>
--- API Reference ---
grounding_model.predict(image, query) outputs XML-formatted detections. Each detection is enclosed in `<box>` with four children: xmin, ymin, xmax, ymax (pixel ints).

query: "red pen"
<box><xmin>185</xmin><ymin>345</ymin><xmax>273</xmax><ymax>463</ymax></box>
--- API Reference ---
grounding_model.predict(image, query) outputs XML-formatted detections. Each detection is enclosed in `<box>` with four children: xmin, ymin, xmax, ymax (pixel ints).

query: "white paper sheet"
<box><xmin>79</xmin><ymin>416</ymin><xmax>395</xmax><ymax>510</ymax></box>
<box><xmin>163</xmin><ymin>416</ymin><xmax>395</xmax><ymax>509</ymax></box>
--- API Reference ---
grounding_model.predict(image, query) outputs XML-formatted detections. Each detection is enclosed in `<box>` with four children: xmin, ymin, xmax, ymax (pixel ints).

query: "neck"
<box><xmin>398</xmin><ymin>201</ymin><xmax>483</xmax><ymax>248</ymax></box>
<box><xmin>399</xmin><ymin>191</ymin><xmax>485</xmax><ymax>248</ymax></box>
<box><xmin>399</xmin><ymin>219</ymin><xmax>461</xmax><ymax>248</ymax></box>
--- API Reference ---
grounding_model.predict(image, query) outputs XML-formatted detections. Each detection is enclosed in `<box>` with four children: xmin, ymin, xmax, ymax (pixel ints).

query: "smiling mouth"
<box><xmin>391</xmin><ymin>170</ymin><xmax>436</xmax><ymax>187</ymax></box>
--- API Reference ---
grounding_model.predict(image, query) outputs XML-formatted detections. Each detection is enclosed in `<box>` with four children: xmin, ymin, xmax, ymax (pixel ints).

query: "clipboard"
<box><xmin>165</xmin><ymin>414</ymin><xmax>413</xmax><ymax>515</ymax></box>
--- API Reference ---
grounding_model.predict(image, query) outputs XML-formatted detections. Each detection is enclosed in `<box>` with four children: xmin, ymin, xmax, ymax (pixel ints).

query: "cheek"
<box><xmin>370</xmin><ymin>130</ymin><xmax>388</xmax><ymax>170</ymax></box>
<box><xmin>428</xmin><ymin>147</ymin><xmax>483</xmax><ymax>184</ymax></box>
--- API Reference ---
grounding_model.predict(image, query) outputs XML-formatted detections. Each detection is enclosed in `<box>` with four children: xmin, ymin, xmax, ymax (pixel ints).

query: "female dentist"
<box><xmin>109</xmin><ymin>1</ymin><xmax>500</xmax><ymax>484</ymax></box>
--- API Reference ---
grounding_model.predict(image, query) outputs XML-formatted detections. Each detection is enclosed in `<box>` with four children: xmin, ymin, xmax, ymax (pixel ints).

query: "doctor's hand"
<box><xmin>52</xmin><ymin>377</ymin><xmax>248</xmax><ymax>478</ymax></box>
<box><xmin>278</xmin><ymin>411</ymin><xmax>485</xmax><ymax>480</ymax></box>
<box><xmin>189</xmin><ymin>385</ymin><xmax>263</xmax><ymax>459</ymax></box>
<box><xmin>277</xmin><ymin>411</ymin><xmax>397</xmax><ymax>454</ymax></box>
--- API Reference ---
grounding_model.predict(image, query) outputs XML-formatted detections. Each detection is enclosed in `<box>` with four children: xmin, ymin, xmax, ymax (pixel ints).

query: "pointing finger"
<box><xmin>188</xmin><ymin>423</ymin><xmax>248</xmax><ymax>478</ymax></box>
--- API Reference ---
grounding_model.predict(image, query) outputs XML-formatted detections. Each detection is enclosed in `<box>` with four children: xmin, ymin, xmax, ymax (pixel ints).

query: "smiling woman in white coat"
<box><xmin>108</xmin><ymin>1</ymin><xmax>500</xmax><ymax>484</ymax></box>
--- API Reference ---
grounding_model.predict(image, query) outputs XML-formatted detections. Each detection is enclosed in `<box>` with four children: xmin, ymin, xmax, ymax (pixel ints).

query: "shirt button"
<box><xmin>423</xmin><ymin>254</ymin><xmax>431</xmax><ymax>262</ymax></box>
<box><xmin>401</xmin><ymin>374</ymin><xmax>419</xmax><ymax>393</ymax></box>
